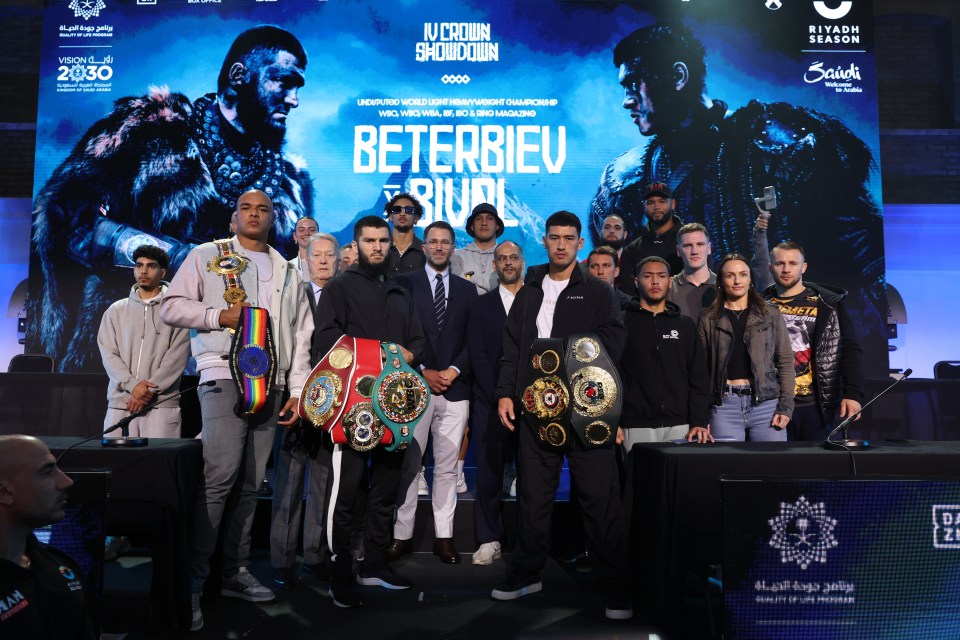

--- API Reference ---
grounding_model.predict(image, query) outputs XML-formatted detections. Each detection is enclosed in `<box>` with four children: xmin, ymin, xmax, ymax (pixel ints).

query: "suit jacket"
<box><xmin>303</xmin><ymin>281</ymin><xmax>319</xmax><ymax>316</ymax></box>
<box><xmin>467</xmin><ymin>288</ymin><xmax>509</xmax><ymax>406</ymax></box>
<box><xmin>395</xmin><ymin>268</ymin><xmax>478</xmax><ymax>402</ymax></box>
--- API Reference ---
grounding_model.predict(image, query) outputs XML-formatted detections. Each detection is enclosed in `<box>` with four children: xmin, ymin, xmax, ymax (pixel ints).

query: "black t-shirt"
<box><xmin>724</xmin><ymin>308</ymin><xmax>752</xmax><ymax>381</ymax></box>
<box><xmin>0</xmin><ymin>535</ymin><xmax>94</xmax><ymax>640</ymax></box>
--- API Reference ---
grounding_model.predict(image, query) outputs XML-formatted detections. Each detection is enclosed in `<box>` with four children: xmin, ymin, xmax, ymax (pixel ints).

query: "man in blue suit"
<box><xmin>466</xmin><ymin>240</ymin><xmax>524</xmax><ymax>566</ymax></box>
<box><xmin>389</xmin><ymin>221</ymin><xmax>478</xmax><ymax>564</ymax></box>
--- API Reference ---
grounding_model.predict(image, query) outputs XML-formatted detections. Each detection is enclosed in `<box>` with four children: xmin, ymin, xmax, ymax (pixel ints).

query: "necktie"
<box><xmin>434</xmin><ymin>273</ymin><xmax>446</xmax><ymax>332</ymax></box>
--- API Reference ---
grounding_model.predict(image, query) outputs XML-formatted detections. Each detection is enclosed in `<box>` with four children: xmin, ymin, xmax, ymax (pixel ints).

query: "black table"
<box><xmin>44</xmin><ymin>436</ymin><xmax>203</xmax><ymax>632</ymax></box>
<box><xmin>631</xmin><ymin>440</ymin><xmax>960</xmax><ymax>626</ymax></box>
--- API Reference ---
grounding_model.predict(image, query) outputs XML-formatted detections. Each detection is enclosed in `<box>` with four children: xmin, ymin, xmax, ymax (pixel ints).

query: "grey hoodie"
<box><xmin>97</xmin><ymin>284</ymin><xmax>191</xmax><ymax>409</ymax></box>
<box><xmin>450</xmin><ymin>242</ymin><xmax>498</xmax><ymax>294</ymax></box>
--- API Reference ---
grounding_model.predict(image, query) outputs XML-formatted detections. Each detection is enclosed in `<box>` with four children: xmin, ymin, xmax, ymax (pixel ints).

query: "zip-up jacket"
<box><xmin>617</xmin><ymin>214</ymin><xmax>685</xmax><ymax>297</ymax></box>
<box><xmin>619</xmin><ymin>300</ymin><xmax>710</xmax><ymax>429</ymax></box>
<box><xmin>495</xmin><ymin>263</ymin><xmax>625</xmax><ymax>400</ymax></box>
<box><xmin>97</xmin><ymin>283</ymin><xmax>190</xmax><ymax>409</ymax></box>
<box><xmin>762</xmin><ymin>281</ymin><xmax>864</xmax><ymax>421</ymax></box>
<box><xmin>697</xmin><ymin>302</ymin><xmax>795</xmax><ymax>418</ymax></box>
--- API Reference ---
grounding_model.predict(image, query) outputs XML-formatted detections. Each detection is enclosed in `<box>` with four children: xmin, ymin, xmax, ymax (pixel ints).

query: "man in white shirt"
<box><xmin>288</xmin><ymin>217</ymin><xmax>319</xmax><ymax>281</ymax></box>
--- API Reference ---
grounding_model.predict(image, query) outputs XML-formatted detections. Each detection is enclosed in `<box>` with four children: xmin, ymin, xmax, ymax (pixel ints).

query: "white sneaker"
<box><xmin>221</xmin><ymin>567</ymin><xmax>276</xmax><ymax>602</ymax></box>
<box><xmin>417</xmin><ymin>466</ymin><xmax>429</xmax><ymax>496</ymax></box>
<box><xmin>472</xmin><ymin>541</ymin><xmax>502</xmax><ymax>566</ymax></box>
<box><xmin>456</xmin><ymin>460</ymin><xmax>468</xmax><ymax>494</ymax></box>
<box><xmin>503</xmin><ymin>464</ymin><xmax>517</xmax><ymax>497</ymax></box>
<box><xmin>190</xmin><ymin>592</ymin><xmax>203</xmax><ymax>632</ymax></box>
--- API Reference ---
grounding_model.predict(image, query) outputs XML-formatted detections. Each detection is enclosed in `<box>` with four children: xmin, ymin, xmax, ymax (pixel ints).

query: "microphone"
<box><xmin>823</xmin><ymin>369</ymin><xmax>912</xmax><ymax>449</ymax></box>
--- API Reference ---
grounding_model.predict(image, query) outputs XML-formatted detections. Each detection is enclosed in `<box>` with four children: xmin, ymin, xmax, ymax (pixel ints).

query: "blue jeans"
<box><xmin>711</xmin><ymin>391</ymin><xmax>785</xmax><ymax>442</ymax></box>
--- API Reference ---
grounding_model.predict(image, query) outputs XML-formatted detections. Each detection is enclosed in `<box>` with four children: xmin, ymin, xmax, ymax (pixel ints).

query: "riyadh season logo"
<box><xmin>58</xmin><ymin>565</ymin><xmax>75</xmax><ymax>580</ymax></box>
<box><xmin>69</xmin><ymin>0</ymin><xmax>106</xmax><ymax>20</ymax></box>
<box><xmin>813</xmin><ymin>1</ymin><xmax>853</xmax><ymax>20</ymax></box>
<box><xmin>768</xmin><ymin>495</ymin><xmax>838</xmax><ymax>569</ymax></box>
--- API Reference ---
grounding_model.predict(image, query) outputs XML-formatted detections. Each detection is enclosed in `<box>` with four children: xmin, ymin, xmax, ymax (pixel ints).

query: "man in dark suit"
<box><xmin>388</xmin><ymin>221</ymin><xmax>478</xmax><ymax>564</ymax></box>
<box><xmin>466</xmin><ymin>240</ymin><xmax>524</xmax><ymax>566</ymax></box>
<box><xmin>269</xmin><ymin>232</ymin><xmax>339</xmax><ymax>589</ymax></box>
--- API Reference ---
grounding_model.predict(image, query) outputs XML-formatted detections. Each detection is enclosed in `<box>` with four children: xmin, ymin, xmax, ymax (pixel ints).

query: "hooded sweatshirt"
<box><xmin>97</xmin><ymin>283</ymin><xmax>191</xmax><ymax>409</ymax></box>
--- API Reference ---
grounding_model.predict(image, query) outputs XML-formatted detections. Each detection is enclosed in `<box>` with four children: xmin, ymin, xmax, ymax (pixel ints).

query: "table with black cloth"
<box><xmin>631</xmin><ymin>440</ymin><xmax>960</xmax><ymax>626</ymax></box>
<box><xmin>43</xmin><ymin>436</ymin><xmax>203</xmax><ymax>632</ymax></box>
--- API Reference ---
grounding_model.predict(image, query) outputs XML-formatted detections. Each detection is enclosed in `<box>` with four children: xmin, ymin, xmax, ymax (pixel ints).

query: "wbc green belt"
<box><xmin>230</xmin><ymin>306</ymin><xmax>276</xmax><ymax>416</ymax></box>
<box><xmin>564</xmin><ymin>334</ymin><xmax>621</xmax><ymax>449</ymax></box>
<box><xmin>520</xmin><ymin>338</ymin><xmax>571</xmax><ymax>451</ymax></box>
<box><xmin>373</xmin><ymin>342</ymin><xmax>430</xmax><ymax>452</ymax></box>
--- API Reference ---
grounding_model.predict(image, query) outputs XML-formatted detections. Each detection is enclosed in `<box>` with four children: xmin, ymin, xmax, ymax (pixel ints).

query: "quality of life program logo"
<box><xmin>69</xmin><ymin>0</ymin><xmax>106</xmax><ymax>20</ymax></box>
<box><xmin>768</xmin><ymin>495</ymin><xmax>839</xmax><ymax>570</ymax></box>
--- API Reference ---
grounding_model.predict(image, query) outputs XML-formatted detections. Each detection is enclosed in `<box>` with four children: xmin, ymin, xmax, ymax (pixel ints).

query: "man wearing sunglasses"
<box><xmin>384</xmin><ymin>193</ymin><xmax>426</xmax><ymax>278</ymax></box>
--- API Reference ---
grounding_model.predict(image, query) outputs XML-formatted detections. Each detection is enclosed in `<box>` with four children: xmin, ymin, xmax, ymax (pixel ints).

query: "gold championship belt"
<box><xmin>299</xmin><ymin>335</ymin><xmax>356</xmax><ymax>443</ymax></box>
<box><xmin>207</xmin><ymin>239</ymin><xmax>249</xmax><ymax>305</ymax></box>
<box><xmin>521</xmin><ymin>338</ymin><xmax>572</xmax><ymax>451</ymax></box>
<box><xmin>373</xmin><ymin>343</ymin><xmax>430</xmax><ymax>452</ymax></box>
<box><xmin>564</xmin><ymin>334</ymin><xmax>622</xmax><ymax>449</ymax></box>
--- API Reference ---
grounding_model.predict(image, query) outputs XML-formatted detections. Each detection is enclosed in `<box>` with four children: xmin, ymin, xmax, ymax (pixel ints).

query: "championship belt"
<box><xmin>564</xmin><ymin>334</ymin><xmax>621</xmax><ymax>449</ymax></box>
<box><xmin>299</xmin><ymin>335</ymin><xmax>355</xmax><ymax>438</ymax></box>
<box><xmin>521</xmin><ymin>338</ymin><xmax>571</xmax><ymax>451</ymax></box>
<box><xmin>229</xmin><ymin>306</ymin><xmax>276</xmax><ymax>416</ymax></box>
<box><xmin>339</xmin><ymin>338</ymin><xmax>391</xmax><ymax>452</ymax></box>
<box><xmin>372</xmin><ymin>343</ymin><xmax>430</xmax><ymax>452</ymax></box>
<box><xmin>207</xmin><ymin>239</ymin><xmax>249</xmax><ymax>306</ymax></box>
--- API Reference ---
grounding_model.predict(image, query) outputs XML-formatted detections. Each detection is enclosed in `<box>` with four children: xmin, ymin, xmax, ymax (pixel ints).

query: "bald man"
<box><xmin>0</xmin><ymin>435</ymin><xmax>94</xmax><ymax>639</ymax></box>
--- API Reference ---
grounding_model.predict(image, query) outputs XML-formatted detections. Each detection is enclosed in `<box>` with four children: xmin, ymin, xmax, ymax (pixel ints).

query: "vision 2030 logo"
<box><xmin>768</xmin><ymin>495</ymin><xmax>839</xmax><ymax>569</ymax></box>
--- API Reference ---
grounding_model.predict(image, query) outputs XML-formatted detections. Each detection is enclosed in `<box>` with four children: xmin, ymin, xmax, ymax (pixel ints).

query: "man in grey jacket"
<box><xmin>161</xmin><ymin>189</ymin><xmax>314</xmax><ymax>631</ymax></box>
<box><xmin>97</xmin><ymin>245</ymin><xmax>190</xmax><ymax>438</ymax></box>
<box><xmin>451</xmin><ymin>202</ymin><xmax>504</xmax><ymax>294</ymax></box>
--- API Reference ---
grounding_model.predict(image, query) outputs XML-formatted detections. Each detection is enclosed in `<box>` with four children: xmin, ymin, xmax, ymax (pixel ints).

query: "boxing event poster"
<box><xmin>31</xmin><ymin>0</ymin><xmax>886</xmax><ymax>375</ymax></box>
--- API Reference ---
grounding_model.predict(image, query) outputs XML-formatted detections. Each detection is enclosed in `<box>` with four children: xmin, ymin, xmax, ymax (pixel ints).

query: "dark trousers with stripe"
<box><xmin>327</xmin><ymin>443</ymin><xmax>404</xmax><ymax>587</ymax></box>
<box><xmin>512</xmin><ymin>421</ymin><xmax>628</xmax><ymax>596</ymax></box>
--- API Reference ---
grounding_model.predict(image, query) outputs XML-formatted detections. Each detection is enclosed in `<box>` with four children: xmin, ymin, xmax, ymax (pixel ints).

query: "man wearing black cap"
<box><xmin>451</xmin><ymin>203</ymin><xmax>504</xmax><ymax>295</ymax></box>
<box><xmin>617</xmin><ymin>182</ymin><xmax>684</xmax><ymax>297</ymax></box>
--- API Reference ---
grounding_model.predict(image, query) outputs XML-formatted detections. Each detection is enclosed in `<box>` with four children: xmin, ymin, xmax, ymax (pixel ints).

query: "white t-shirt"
<box><xmin>536</xmin><ymin>276</ymin><xmax>569</xmax><ymax>339</ymax></box>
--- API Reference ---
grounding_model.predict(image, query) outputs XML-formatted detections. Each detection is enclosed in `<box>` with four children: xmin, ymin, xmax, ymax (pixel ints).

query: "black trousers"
<box><xmin>471</xmin><ymin>395</ymin><xmax>517</xmax><ymax>545</ymax></box>
<box><xmin>327</xmin><ymin>443</ymin><xmax>403</xmax><ymax>587</ymax></box>
<box><xmin>786</xmin><ymin>399</ymin><xmax>833</xmax><ymax>441</ymax></box>
<box><xmin>512</xmin><ymin>422</ymin><xmax>628</xmax><ymax>595</ymax></box>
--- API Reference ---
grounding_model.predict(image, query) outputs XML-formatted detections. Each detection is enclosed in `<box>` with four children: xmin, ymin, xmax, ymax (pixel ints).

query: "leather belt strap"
<box><xmin>229</xmin><ymin>306</ymin><xmax>276</xmax><ymax>416</ymax></box>
<box><xmin>564</xmin><ymin>334</ymin><xmax>621</xmax><ymax>449</ymax></box>
<box><xmin>521</xmin><ymin>338</ymin><xmax>571</xmax><ymax>451</ymax></box>
<box><xmin>373</xmin><ymin>342</ymin><xmax>430</xmax><ymax>452</ymax></box>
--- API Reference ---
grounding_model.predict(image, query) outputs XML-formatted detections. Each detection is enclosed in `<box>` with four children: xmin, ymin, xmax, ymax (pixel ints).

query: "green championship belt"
<box><xmin>520</xmin><ymin>338</ymin><xmax>572</xmax><ymax>451</ymax></box>
<box><xmin>229</xmin><ymin>306</ymin><xmax>276</xmax><ymax>416</ymax></box>
<box><xmin>372</xmin><ymin>342</ymin><xmax>430</xmax><ymax>452</ymax></box>
<box><xmin>563</xmin><ymin>334</ymin><xmax>621</xmax><ymax>449</ymax></box>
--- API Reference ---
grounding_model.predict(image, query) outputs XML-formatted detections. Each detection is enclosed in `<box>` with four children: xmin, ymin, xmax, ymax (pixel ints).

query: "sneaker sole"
<box><xmin>220</xmin><ymin>588</ymin><xmax>276</xmax><ymax>603</ymax></box>
<box><xmin>328</xmin><ymin>588</ymin><xmax>361</xmax><ymax>608</ymax></box>
<box><xmin>605</xmin><ymin>608</ymin><xmax>634</xmax><ymax>621</ymax></box>
<box><xmin>491</xmin><ymin>581</ymin><xmax>542</xmax><ymax>600</ymax></box>
<box><xmin>355</xmin><ymin>576</ymin><xmax>412</xmax><ymax>590</ymax></box>
<box><xmin>190</xmin><ymin>619</ymin><xmax>204</xmax><ymax>632</ymax></box>
<box><xmin>471</xmin><ymin>550</ymin><xmax>503</xmax><ymax>566</ymax></box>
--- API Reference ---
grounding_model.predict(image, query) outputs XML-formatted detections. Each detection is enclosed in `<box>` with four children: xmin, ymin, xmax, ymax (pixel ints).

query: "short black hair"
<box><xmin>424</xmin><ymin>220</ymin><xmax>455</xmax><ymax>243</ymax></box>
<box><xmin>545</xmin><ymin>210</ymin><xmax>582</xmax><ymax>236</ymax></box>
<box><xmin>637</xmin><ymin>255</ymin><xmax>670</xmax><ymax>273</ymax></box>
<box><xmin>354</xmin><ymin>215</ymin><xmax>390</xmax><ymax>242</ymax></box>
<box><xmin>613</xmin><ymin>23</ymin><xmax>707</xmax><ymax>95</ymax></box>
<box><xmin>217</xmin><ymin>25</ymin><xmax>307</xmax><ymax>93</ymax></box>
<box><xmin>133</xmin><ymin>245</ymin><xmax>170</xmax><ymax>270</ymax></box>
<box><xmin>384</xmin><ymin>192</ymin><xmax>424</xmax><ymax>220</ymax></box>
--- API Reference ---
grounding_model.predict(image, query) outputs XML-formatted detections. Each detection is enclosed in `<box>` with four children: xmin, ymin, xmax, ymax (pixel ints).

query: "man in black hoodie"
<box><xmin>616</xmin><ymin>182</ymin><xmax>684</xmax><ymax>297</ymax></box>
<box><xmin>491</xmin><ymin>211</ymin><xmax>631</xmax><ymax>620</ymax></box>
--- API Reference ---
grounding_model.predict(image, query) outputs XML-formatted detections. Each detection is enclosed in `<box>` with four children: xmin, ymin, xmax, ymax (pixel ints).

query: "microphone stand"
<box><xmin>823</xmin><ymin>369</ymin><xmax>913</xmax><ymax>450</ymax></box>
<box><xmin>102</xmin><ymin>381</ymin><xmax>215</xmax><ymax>448</ymax></box>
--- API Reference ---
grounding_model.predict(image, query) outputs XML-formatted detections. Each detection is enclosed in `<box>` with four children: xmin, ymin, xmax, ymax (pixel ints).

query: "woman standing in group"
<box><xmin>698</xmin><ymin>254</ymin><xmax>795</xmax><ymax>441</ymax></box>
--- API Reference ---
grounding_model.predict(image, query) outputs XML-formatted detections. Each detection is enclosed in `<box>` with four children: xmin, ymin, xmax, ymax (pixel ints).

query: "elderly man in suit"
<box><xmin>269</xmin><ymin>232</ymin><xmax>339</xmax><ymax>590</ymax></box>
<box><xmin>388</xmin><ymin>221</ymin><xmax>478</xmax><ymax>564</ymax></box>
<box><xmin>466</xmin><ymin>240</ymin><xmax>524</xmax><ymax>565</ymax></box>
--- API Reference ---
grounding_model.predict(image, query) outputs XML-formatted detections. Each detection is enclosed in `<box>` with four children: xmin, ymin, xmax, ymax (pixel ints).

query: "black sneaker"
<box><xmin>272</xmin><ymin>567</ymin><xmax>296</xmax><ymax>591</ymax></box>
<box><xmin>604</xmin><ymin>593</ymin><xmax>633</xmax><ymax>620</ymax></box>
<box><xmin>302</xmin><ymin>562</ymin><xmax>332</xmax><ymax>582</ymax></box>
<box><xmin>490</xmin><ymin>573</ymin><xmax>542</xmax><ymax>600</ymax></box>
<box><xmin>355</xmin><ymin>565</ymin><xmax>413</xmax><ymax>590</ymax></box>
<box><xmin>329</xmin><ymin>584</ymin><xmax>362</xmax><ymax>608</ymax></box>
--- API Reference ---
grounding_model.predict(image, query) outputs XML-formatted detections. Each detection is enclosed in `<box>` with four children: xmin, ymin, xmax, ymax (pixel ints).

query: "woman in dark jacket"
<box><xmin>697</xmin><ymin>254</ymin><xmax>795</xmax><ymax>441</ymax></box>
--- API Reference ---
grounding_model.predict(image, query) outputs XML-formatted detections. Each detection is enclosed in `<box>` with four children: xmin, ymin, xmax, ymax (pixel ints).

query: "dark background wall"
<box><xmin>2</xmin><ymin>0</ymin><xmax>957</xmax><ymax>203</ymax></box>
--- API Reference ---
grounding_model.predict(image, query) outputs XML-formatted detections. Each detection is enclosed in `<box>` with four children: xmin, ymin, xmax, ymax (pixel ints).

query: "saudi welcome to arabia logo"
<box><xmin>768</xmin><ymin>495</ymin><xmax>838</xmax><ymax>570</ymax></box>
<box><xmin>69</xmin><ymin>0</ymin><xmax>106</xmax><ymax>21</ymax></box>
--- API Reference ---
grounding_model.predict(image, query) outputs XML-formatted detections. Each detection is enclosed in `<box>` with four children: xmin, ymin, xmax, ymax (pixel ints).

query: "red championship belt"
<box><xmin>335</xmin><ymin>338</ymin><xmax>393</xmax><ymax>451</ymax></box>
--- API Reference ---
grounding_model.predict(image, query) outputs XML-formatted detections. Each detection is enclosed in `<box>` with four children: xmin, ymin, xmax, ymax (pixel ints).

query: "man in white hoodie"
<box><xmin>97</xmin><ymin>245</ymin><xmax>191</xmax><ymax>438</ymax></box>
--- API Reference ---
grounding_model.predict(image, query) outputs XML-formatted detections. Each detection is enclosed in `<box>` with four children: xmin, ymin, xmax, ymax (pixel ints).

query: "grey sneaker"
<box><xmin>221</xmin><ymin>567</ymin><xmax>276</xmax><ymax>602</ymax></box>
<box><xmin>190</xmin><ymin>592</ymin><xmax>203</xmax><ymax>632</ymax></box>
<box><xmin>472</xmin><ymin>541</ymin><xmax>502</xmax><ymax>566</ymax></box>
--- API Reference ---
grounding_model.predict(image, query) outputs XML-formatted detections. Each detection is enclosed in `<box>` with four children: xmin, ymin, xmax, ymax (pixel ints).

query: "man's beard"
<box><xmin>427</xmin><ymin>256</ymin><xmax>451</xmax><ymax>272</ymax></box>
<box><xmin>498</xmin><ymin>270</ymin><xmax>520</xmax><ymax>285</ymax></box>
<box><xmin>358</xmin><ymin>249</ymin><xmax>388</xmax><ymax>277</ymax></box>
<box><xmin>648</xmin><ymin>214</ymin><xmax>673</xmax><ymax>231</ymax></box>
<box><xmin>236</xmin><ymin>89</ymin><xmax>287</xmax><ymax>150</ymax></box>
<box><xmin>603</xmin><ymin>237</ymin><xmax>627</xmax><ymax>251</ymax></box>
